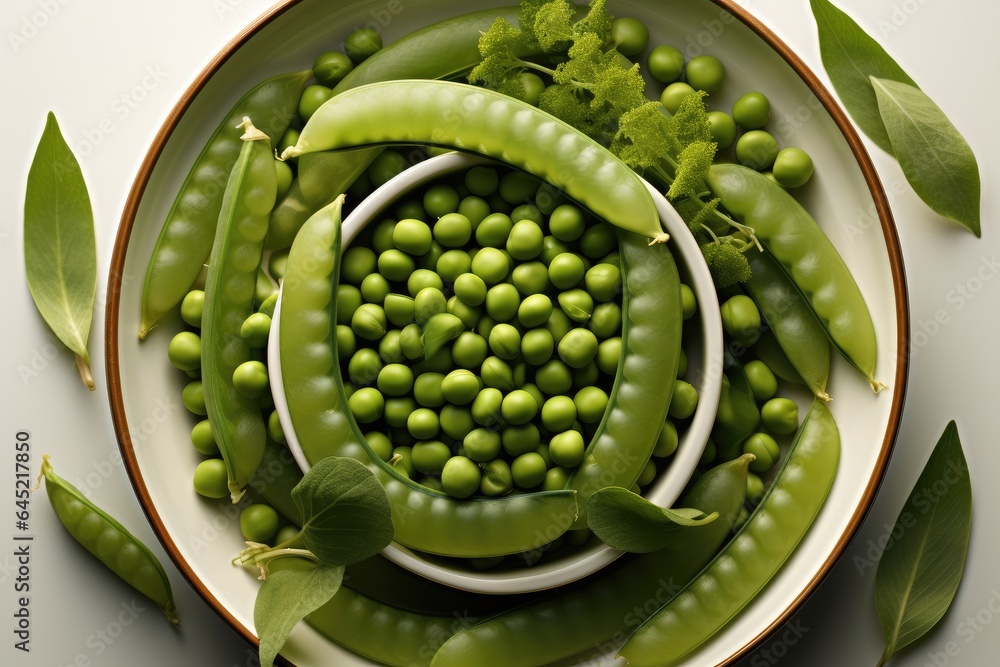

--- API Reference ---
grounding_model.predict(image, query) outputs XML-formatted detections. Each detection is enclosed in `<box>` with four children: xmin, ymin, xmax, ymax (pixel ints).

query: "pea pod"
<box><xmin>752</xmin><ymin>330</ymin><xmax>803</xmax><ymax>387</ymax></box>
<box><xmin>274</xmin><ymin>196</ymin><xmax>578</xmax><ymax>558</ymax></box>
<box><xmin>39</xmin><ymin>455</ymin><xmax>178</xmax><ymax>624</ymax></box>
<box><xmin>430</xmin><ymin>455</ymin><xmax>752</xmax><ymax>667</ymax></box>
<box><xmin>743</xmin><ymin>248</ymin><xmax>831</xmax><ymax>401</ymax></box>
<box><xmin>265</xmin><ymin>6</ymin><xmax>537</xmax><ymax>250</ymax></box>
<box><xmin>706</xmin><ymin>164</ymin><xmax>883</xmax><ymax>391</ymax></box>
<box><xmin>618</xmin><ymin>399</ymin><xmax>841</xmax><ymax>667</ymax></box>
<box><xmin>202</xmin><ymin>119</ymin><xmax>276</xmax><ymax>503</ymax></box>
<box><xmin>711</xmin><ymin>357</ymin><xmax>760</xmax><ymax>461</ymax></box>
<box><xmin>566</xmin><ymin>229</ymin><xmax>682</xmax><ymax>528</ymax></box>
<box><xmin>282</xmin><ymin>80</ymin><xmax>669</xmax><ymax>245</ymax></box>
<box><xmin>139</xmin><ymin>70</ymin><xmax>309</xmax><ymax>337</ymax></box>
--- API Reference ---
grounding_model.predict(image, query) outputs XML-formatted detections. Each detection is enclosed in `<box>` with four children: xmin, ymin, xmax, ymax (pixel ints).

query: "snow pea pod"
<box><xmin>39</xmin><ymin>455</ymin><xmax>178</xmax><ymax>624</ymax></box>
<box><xmin>265</xmin><ymin>6</ymin><xmax>535</xmax><ymax>250</ymax></box>
<box><xmin>711</xmin><ymin>357</ymin><xmax>760</xmax><ymax>461</ymax></box>
<box><xmin>618</xmin><ymin>399</ymin><xmax>840</xmax><ymax>667</ymax></box>
<box><xmin>430</xmin><ymin>455</ymin><xmax>752</xmax><ymax>667</ymax></box>
<box><xmin>743</xmin><ymin>248</ymin><xmax>831</xmax><ymax>401</ymax></box>
<box><xmin>202</xmin><ymin>119</ymin><xmax>276</xmax><ymax>503</ymax></box>
<box><xmin>282</xmin><ymin>80</ymin><xmax>668</xmax><ymax>244</ymax></box>
<box><xmin>276</xmin><ymin>196</ymin><xmax>578</xmax><ymax>558</ymax></box>
<box><xmin>706</xmin><ymin>164</ymin><xmax>882</xmax><ymax>391</ymax></box>
<box><xmin>566</xmin><ymin>230</ymin><xmax>682</xmax><ymax>529</ymax></box>
<box><xmin>139</xmin><ymin>70</ymin><xmax>309</xmax><ymax>337</ymax></box>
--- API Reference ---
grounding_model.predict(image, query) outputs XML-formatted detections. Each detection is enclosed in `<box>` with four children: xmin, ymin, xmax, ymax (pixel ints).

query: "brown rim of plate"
<box><xmin>105</xmin><ymin>0</ymin><xmax>909</xmax><ymax>665</ymax></box>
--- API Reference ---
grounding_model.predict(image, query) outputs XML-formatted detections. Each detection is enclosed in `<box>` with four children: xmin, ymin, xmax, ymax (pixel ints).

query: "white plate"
<box><xmin>106</xmin><ymin>0</ymin><xmax>907</xmax><ymax>665</ymax></box>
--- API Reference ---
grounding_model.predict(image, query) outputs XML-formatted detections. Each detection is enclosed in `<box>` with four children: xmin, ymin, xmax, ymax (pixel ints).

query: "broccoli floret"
<box><xmin>702</xmin><ymin>242</ymin><xmax>752</xmax><ymax>288</ymax></box>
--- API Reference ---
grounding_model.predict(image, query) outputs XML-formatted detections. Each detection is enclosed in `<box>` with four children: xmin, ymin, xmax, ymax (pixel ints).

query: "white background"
<box><xmin>1</xmin><ymin>0</ymin><xmax>997</xmax><ymax>665</ymax></box>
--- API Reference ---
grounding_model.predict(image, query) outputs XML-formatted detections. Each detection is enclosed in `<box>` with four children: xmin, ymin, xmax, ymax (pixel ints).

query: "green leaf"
<box><xmin>24</xmin><ymin>112</ymin><xmax>97</xmax><ymax>390</ymax></box>
<box><xmin>254</xmin><ymin>558</ymin><xmax>344</xmax><ymax>667</ymax></box>
<box><xmin>809</xmin><ymin>0</ymin><xmax>917</xmax><ymax>155</ymax></box>
<box><xmin>291</xmin><ymin>457</ymin><xmax>394</xmax><ymax>566</ymax></box>
<box><xmin>587</xmin><ymin>487</ymin><xmax>718</xmax><ymax>553</ymax></box>
<box><xmin>870</xmin><ymin>78</ymin><xmax>981</xmax><ymax>237</ymax></box>
<box><xmin>874</xmin><ymin>421</ymin><xmax>972</xmax><ymax>666</ymax></box>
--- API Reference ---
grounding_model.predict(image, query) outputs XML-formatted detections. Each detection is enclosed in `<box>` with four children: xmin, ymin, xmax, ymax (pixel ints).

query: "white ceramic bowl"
<box><xmin>268</xmin><ymin>151</ymin><xmax>723</xmax><ymax>594</ymax></box>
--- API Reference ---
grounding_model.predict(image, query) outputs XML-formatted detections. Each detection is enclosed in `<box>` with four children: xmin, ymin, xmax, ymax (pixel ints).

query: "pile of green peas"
<box><xmin>643</xmin><ymin>41</ymin><xmax>815</xmax><ymax>189</ymax></box>
<box><xmin>335</xmin><ymin>163</ymin><xmax>649</xmax><ymax>499</ymax></box>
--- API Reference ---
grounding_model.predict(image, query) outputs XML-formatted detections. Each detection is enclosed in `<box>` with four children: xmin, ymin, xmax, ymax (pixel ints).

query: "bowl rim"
<box><xmin>266</xmin><ymin>150</ymin><xmax>722</xmax><ymax>595</ymax></box>
<box><xmin>104</xmin><ymin>0</ymin><xmax>909</xmax><ymax>663</ymax></box>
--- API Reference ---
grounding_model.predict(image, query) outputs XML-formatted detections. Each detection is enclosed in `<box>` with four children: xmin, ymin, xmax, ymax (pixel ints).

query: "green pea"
<box><xmin>411</xmin><ymin>372</ymin><xmax>444</xmax><ymax>408</ymax></box>
<box><xmin>521</xmin><ymin>329</ymin><xmax>554</xmax><ymax>366</ymax></box>
<box><xmin>441</xmin><ymin>456</ymin><xmax>481</xmax><ymax>499</ymax></box>
<box><xmin>647</xmin><ymin>44</ymin><xmax>685</xmax><ymax>83</ymax></box>
<box><xmin>240</xmin><ymin>504</ymin><xmax>280</xmax><ymax>542</ymax></box>
<box><xmin>392</xmin><ymin>219</ymin><xmax>432</xmax><ymax>256</ymax></box>
<box><xmin>359</xmin><ymin>273</ymin><xmax>391</xmax><ymax>305</ymax></box>
<box><xmin>459</xmin><ymin>196</ymin><xmax>491</xmax><ymax>227</ymax></box>
<box><xmin>232</xmin><ymin>360</ymin><xmax>268</xmax><ymax>399</ymax></box>
<box><xmin>274</xmin><ymin>525</ymin><xmax>300</xmax><ymax>547</ymax></box>
<box><xmin>511</xmin><ymin>452</ymin><xmax>547</xmax><ymax>489</ymax></box>
<box><xmin>584</xmin><ymin>263</ymin><xmax>622</xmax><ymax>302</ymax></box>
<box><xmin>476</xmin><ymin>213</ymin><xmax>514</xmax><ymax>248</ymax></box>
<box><xmin>388</xmin><ymin>398</ymin><xmax>419</xmax><ymax>428</ymax></box>
<box><xmin>334</xmin><ymin>285</ymin><xmax>362</xmax><ymax>326</ymax></box>
<box><xmin>547</xmin><ymin>204</ymin><xmax>585</xmax><ymax>241</ymax></box>
<box><xmin>511</xmin><ymin>261</ymin><xmax>550</xmax><ymax>296</ymax></box>
<box><xmin>481</xmin><ymin>356</ymin><xmax>515</xmax><ymax>391</ymax></box>
<box><xmin>501</xmin><ymin>390</ymin><xmax>538</xmax><ymax>425</ymax></box>
<box><xmin>440</xmin><ymin>405</ymin><xmax>476</xmax><ymax>439</ymax></box>
<box><xmin>676</xmin><ymin>348</ymin><xmax>688</xmax><ymax>378</ymax></box>
<box><xmin>190</xmin><ymin>419</ymin><xmax>218</xmax><ymax>456</ymax></box>
<box><xmin>574</xmin><ymin>386</ymin><xmax>609</xmax><ymax>423</ymax></box>
<box><xmin>471</xmin><ymin>247</ymin><xmax>510</xmax><ymax>285</ymax></box>
<box><xmin>471</xmin><ymin>387</ymin><xmax>504</xmax><ymax>427</ymax></box>
<box><xmin>298</xmin><ymin>84</ymin><xmax>333</xmax><ymax>122</ymax></box>
<box><xmin>398</xmin><ymin>324</ymin><xmax>423</xmax><ymax>361</ymax></box>
<box><xmin>391</xmin><ymin>445</ymin><xmax>414</xmax><ymax>477</ymax></box>
<box><xmin>611</xmin><ymin>17</ymin><xmax>649</xmax><ymax>56</ymax></box>
<box><xmin>445</xmin><ymin>298</ymin><xmax>480</xmax><ymax>331</ymax></box>
<box><xmin>548</xmin><ymin>253</ymin><xmax>586</xmax><ymax>290</ymax></box>
<box><xmin>396</xmin><ymin>199</ymin><xmax>426</xmax><ymax>224</ymax></box>
<box><xmin>342</xmin><ymin>246</ymin><xmax>378</xmax><ymax>285</ymax></box>
<box><xmin>376</xmin><ymin>363</ymin><xmax>414</xmax><ymax>397</ymax></box>
<box><xmin>535</xmin><ymin>443</ymin><xmax>552</xmax><ymax>468</ymax></box>
<box><xmin>512</xmin><ymin>361</ymin><xmax>527</xmax><ymax>389</ymax></box>
<box><xmin>349</xmin><ymin>387</ymin><xmax>384</xmax><ymax>423</ymax></box>
<box><xmin>182</xmin><ymin>380</ymin><xmax>206</xmax><ymax>415</ymax></box>
<box><xmin>377</xmin><ymin>249</ymin><xmax>415</xmax><ymax>282</ymax></box>
<box><xmin>549</xmin><ymin>430</ymin><xmax>586</xmax><ymax>468</ymax></box>
<box><xmin>364</xmin><ymin>431</ymin><xmax>393</xmax><ymax>462</ymax></box>
<box><xmin>424</xmin><ymin>184</ymin><xmax>460</xmax><ymax>217</ymax></box>
<box><xmin>407</xmin><ymin>269</ymin><xmax>444</xmax><ymax>297</ymax></box>
<box><xmin>653</xmin><ymin>420</ymin><xmax>679</xmax><ymax>458</ymax></box>
<box><xmin>435</xmin><ymin>250</ymin><xmax>471</xmax><ymax>283</ymax></box>
<box><xmin>384</xmin><ymin>294</ymin><xmax>415</xmax><ymax>328</ymax></box>
<box><xmin>680</xmin><ymin>284</ymin><xmax>697</xmax><ymax>320</ymax></box>
<box><xmin>267</xmin><ymin>410</ymin><xmax>284</xmax><ymax>444</ymax></box>
<box><xmin>488</xmin><ymin>323</ymin><xmax>521</xmax><ymax>360</ymax></box>
<box><xmin>519</xmin><ymin>71</ymin><xmax>545</xmax><ymax>106</ymax></box>
<box><xmin>736</xmin><ymin>130</ymin><xmax>780</xmax><ymax>171</ymax></box>
<box><xmin>407</xmin><ymin>408</ymin><xmax>440</xmax><ymax>440</ymax></box>
<box><xmin>660</xmin><ymin>81</ymin><xmax>696</xmax><ymax>114</ymax></box>
<box><xmin>444</xmin><ymin>331</ymin><xmax>484</xmax><ymax>370</ymax></box>
<box><xmin>558</xmin><ymin>328</ymin><xmax>599</xmax><ymax>369</ymax></box>
<box><xmin>668</xmin><ymin>380</ymin><xmax>699</xmax><ymax>419</ymax></box>
<box><xmin>180</xmin><ymin>290</ymin><xmax>205</xmax><ymax>327</ymax></box>
<box><xmin>432</xmin><ymin>213</ymin><xmax>473</xmax><ymax>248</ymax></box>
<box><xmin>597</xmin><ymin>337</ymin><xmax>622</xmax><ymax>375</ymax></box>
<box><xmin>168</xmin><ymin>331</ymin><xmax>201</xmax><ymax>371</ymax></box>
<box><xmin>351</xmin><ymin>303</ymin><xmax>387</xmax><ymax>342</ymax></box>
<box><xmin>579</xmin><ymin>224</ymin><xmax>616</xmax><ymax>259</ymax></box>
<box><xmin>277</xmin><ymin>127</ymin><xmax>300</xmax><ymax>159</ymax></box>
<box><xmin>485</xmin><ymin>283</ymin><xmax>521</xmax><ymax>322</ymax></box>
<box><xmin>502</xmin><ymin>424</ymin><xmax>541</xmax><ymax>457</ymax></box>
<box><xmin>480</xmin><ymin>459</ymin><xmax>514</xmax><ymax>496</ymax></box>
<box><xmin>732</xmin><ymin>91</ymin><xmax>771</xmax><ymax>130</ymax></box>
<box><xmin>463</xmin><ymin>428</ymin><xmax>502</xmax><ymax>463</ymax></box>
<box><xmin>685</xmin><ymin>55</ymin><xmax>725</xmax><ymax>93</ymax></box>
<box><xmin>240</xmin><ymin>312</ymin><xmax>272</xmax><ymax>349</ymax></box>
<box><xmin>558</xmin><ymin>289</ymin><xmax>594</xmax><ymax>323</ymax></box>
<box><xmin>590</xmin><ymin>302</ymin><xmax>622</xmax><ymax>339</ymax></box>
<box><xmin>414</xmin><ymin>287</ymin><xmax>447</xmax><ymax>325</ymax></box>
<box><xmin>535</xmin><ymin>360</ymin><xmax>573</xmax><ymax>396</ymax></box>
<box><xmin>506</xmin><ymin>220</ymin><xmax>544</xmax><ymax>260</ymax></box>
<box><xmin>476</xmin><ymin>314</ymin><xmax>497</xmax><ymax>342</ymax></box>
<box><xmin>720</xmin><ymin>295</ymin><xmax>762</xmax><ymax>346</ymax></box>
<box><xmin>707</xmin><ymin>110</ymin><xmax>737</xmax><ymax>150</ymax></box>
<box><xmin>541</xmin><ymin>396</ymin><xmax>577</xmax><ymax>433</ymax></box>
<box><xmin>743</xmin><ymin>432</ymin><xmax>781</xmax><ymax>472</ymax></box>
<box><xmin>761</xmin><ymin>397</ymin><xmax>799</xmax><ymax>435</ymax></box>
<box><xmin>772</xmin><ymin>147</ymin><xmax>814</xmax><ymax>188</ymax></box>
<box><xmin>312</xmin><ymin>50</ymin><xmax>353</xmax><ymax>87</ymax></box>
<box><xmin>511</xmin><ymin>204</ymin><xmax>543</xmax><ymax>224</ymax></box>
<box><xmin>744</xmin><ymin>360</ymin><xmax>778</xmax><ymax>402</ymax></box>
<box><xmin>412</xmin><ymin>441</ymin><xmax>452</xmax><ymax>474</ymax></box>
<box><xmin>344</xmin><ymin>27</ymin><xmax>382</xmax><ymax>63</ymax></box>
<box><xmin>747</xmin><ymin>472</ymin><xmax>765</xmax><ymax>505</ymax></box>
<box><xmin>700</xmin><ymin>439</ymin><xmax>717</xmax><ymax>466</ymax></box>
<box><xmin>499</xmin><ymin>171</ymin><xmax>539</xmax><ymax>204</ymax></box>
<box><xmin>543</xmin><ymin>467</ymin><xmax>571</xmax><ymax>492</ymax></box>
<box><xmin>452</xmin><ymin>273</ymin><xmax>486</xmax><ymax>308</ymax></box>
<box><xmin>466</xmin><ymin>166</ymin><xmax>499</xmax><ymax>197</ymax></box>
<box><xmin>193</xmin><ymin>459</ymin><xmax>228</xmax><ymax>498</ymax></box>
<box><xmin>637</xmin><ymin>459</ymin><xmax>657</xmax><ymax>487</ymax></box>
<box><xmin>545</xmin><ymin>309</ymin><xmax>573</xmax><ymax>344</ymax></box>
<box><xmin>441</xmin><ymin>369</ymin><xmax>480</xmax><ymax>405</ymax></box>
<box><xmin>371</xmin><ymin>218</ymin><xmax>396</xmax><ymax>253</ymax></box>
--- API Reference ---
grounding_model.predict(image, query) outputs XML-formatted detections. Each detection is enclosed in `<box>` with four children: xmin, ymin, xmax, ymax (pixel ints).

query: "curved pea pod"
<box><xmin>743</xmin><ymin>248</ymin><xmax>832</xmax><ymax>401</ymax></box>
<box><xmin>39</xmin><ymin>455</ymin><xmax>178</xmax><ymax>624</ymax></box>
<box><xmin>265</xmin><ymin>6</ymin><xmax>538</xmax><ymax>251</ymax></box>
<box><xmin>202</xmin><ymin>119</ymin><xmax>276</xmax><ymax>503</ymax></box>
<box><xmin>618</xmin><ymin>399</ymin><xmax>840</xmax><ymax>667</ymax></box>
<box><xmin>139</xmin><ymin>70</ymin><xmax>310</xmax><ymax>337</ymax></box>
<box><xmin>566</xmin><ymin>229</ymin><xmax>683</xmax><ymax>529</ymax></box>
<box><xmin>430</xmin><ymin>455</ymin><xmax>752</xmax><ymax>667</ymax></box>
<box><xmin>275</xmin><ymin>195</ymin><xmax>578</xmax><ymax>558</ymax></box>
<box><xmin>706</xmin><ymin>164</ymin><xmax>883</xmax><ymax>391</ymax></box>
<box><xmin>282</xmin><ymin>80</ymin><xmax>669</xmax><ymax>245</ymax></box>
<box><xmin>248</xmin><ymin>437</ymin><xmax>303</xmax><ymax>525</ymax></box>
<box><xmin>752</xmin><ymin>330</ymin><xmax>803</xmax><ymax>387</ymax></box>
<box><xmin>711</xmin><ymin>358</ymin><xmax>760</xmax><ymax>461</ymax></box>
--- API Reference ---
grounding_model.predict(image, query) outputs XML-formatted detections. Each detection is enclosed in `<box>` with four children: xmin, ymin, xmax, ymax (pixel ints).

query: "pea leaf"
<box><xmin>874</xmin><ymin>421</ymin><xmax>972</xmax><ymax>666</ymax></box>
<box><xmin>291</xmin><ymin>456</ymin><xmax>394</xmax><ymax>566</ymax></box>
<box><xmin>809</xmin><ymin>0</ymin><xmax>917</xmax><ymax>155</ymax></box>
<box><xmin>24</xmin><ymin>112</ymin><xmax>97</xmax><ymax>390</ymax></box>
<box><xmin>587</xmin><ymin>487</ymin><xmax>718</xmax><ymax>553</ymax></box>
<box><xmin>255</xmin><ymin>558</ymin><xmax>345</xmax><ymax>667</ymax></box>
<box><xmin>870</xmin><ymin>78</ymin><xmax>981</xmax><ymax>237</ymax></box>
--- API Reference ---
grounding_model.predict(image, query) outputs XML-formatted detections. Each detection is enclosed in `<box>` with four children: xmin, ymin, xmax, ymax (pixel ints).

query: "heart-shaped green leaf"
<box><xmin>587</xmin><ymin>486</ymin><xmax>718</xmax><ymax>553</ymax></box>
<box><xmin>875</xmin><ymin>421</ymin><xmax>972</xmax><ymax>665</ymax></box>
<box><xmin>871</xmin><ymin>78</ymin><xmax>981</xmax><ymax>237</ymax></box>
